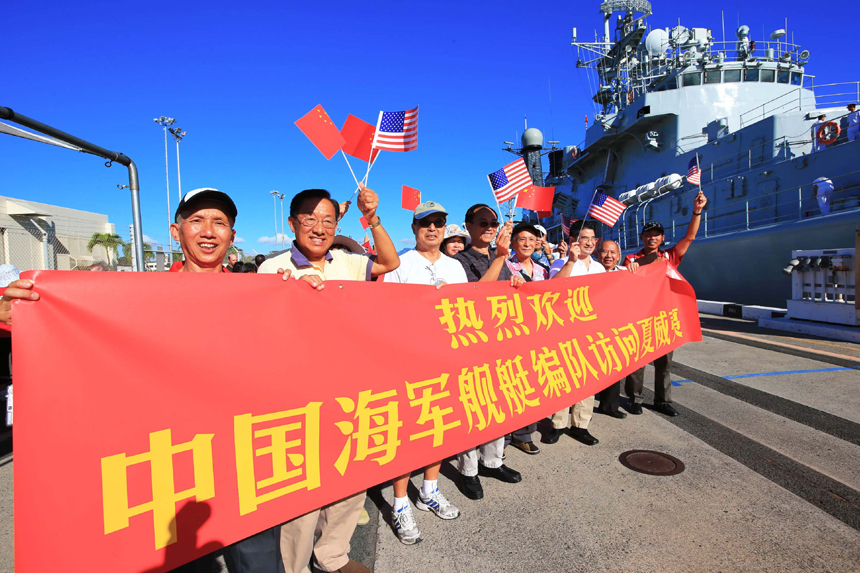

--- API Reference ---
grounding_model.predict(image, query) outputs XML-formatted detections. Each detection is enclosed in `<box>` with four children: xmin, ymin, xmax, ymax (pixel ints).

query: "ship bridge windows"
<box><xmin>761</xmin><ymin>69</ymin><xmax>776</xmax><ymax>82</ymax></box>
<box><xmin>778</xmin><ymin>70</ymin><xmax>790</xmax><ymax>83</ymax></box>
<box><xmin>704</xmin><ymin>70</ymin><xmax>721</xmax><ymax>84</ymax></box>
<box><xmin>790</xmin><ymin>72</ymin><xmax>803</xmax><ymax>86</ymax></box>
<box><xmin>744</xmin><ymin>68</ymin><xmax>759</xmax><ymax>82</ymax></box>
<box><xmin>724</xmin><ymin>69</ymin><xmax>742</xmax><ymax>83</ymax></box>
<box><xmin>682</xmin><ymin>72</ymin><xmax>702</xmax><ymax>87</ymax></box>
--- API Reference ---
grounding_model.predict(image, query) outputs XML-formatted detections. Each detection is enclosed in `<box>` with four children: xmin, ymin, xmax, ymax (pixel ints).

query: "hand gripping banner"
<box><xmin>13</xmin><ymin>264</ymin><xmax>700</xmax><ymax>572</ymax></box>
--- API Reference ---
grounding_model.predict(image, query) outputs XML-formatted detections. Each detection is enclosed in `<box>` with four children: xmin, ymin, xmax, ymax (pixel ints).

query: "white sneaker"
<box><xmin>392</xmin><ymin>504</ymin><xmax>421</xmax><ymax>545</ymax></box>
<box><xmin>416</xmin><ymin>487</ymin><xmax>461</xmax><ymax>520</ymax></box>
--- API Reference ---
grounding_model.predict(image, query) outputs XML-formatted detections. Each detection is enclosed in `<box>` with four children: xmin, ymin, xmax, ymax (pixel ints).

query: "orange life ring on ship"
<box><xmin>817</xmin><ymin>121</ymin><xmax>840</xmax><ymax>145</ymax></box>
<box><xmin>627</xmin><ymin>90</ymin><xmax>634</xmax><ymax>103</ymax></box>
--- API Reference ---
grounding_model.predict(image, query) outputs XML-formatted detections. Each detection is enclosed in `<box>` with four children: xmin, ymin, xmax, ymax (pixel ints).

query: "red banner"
<box><xmin>13</xmin><ymin>265</ymin><xmax>700</xmax><ymax>572</ymax></box>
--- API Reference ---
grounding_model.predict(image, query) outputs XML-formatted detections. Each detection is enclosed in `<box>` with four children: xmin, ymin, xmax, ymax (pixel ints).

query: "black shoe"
<box><xmin>478</xmin><ymin>463</ymin><xmax>522</xmax><ymax>483</ymax></box>
<box><xmin>459</xmin><ymin>475</ymin><xmax>483</xmax><ymax>500</ymax></box>
<box><xmin>656</xmin><ymin>403</ymin><xmax>679</xmax><ymax>417</ymax></box>
<box><xmin>600</xmin><ymin>408</ymin><xmax>627</xmax><ymax>419</ymax></box>
<box><xmin>627</xmin><ymin>403</ymin><xmax>643</xmax><ymax>415</ymax></box>
<box><xmin>541</xmin><ymin>427</ymin><xmax>563</xmax><ymax>444</ymax></box>
<box><xmin>570</xmin><ymin>428</ymin><xmax>599</xmax><ymax>446</ymax></box>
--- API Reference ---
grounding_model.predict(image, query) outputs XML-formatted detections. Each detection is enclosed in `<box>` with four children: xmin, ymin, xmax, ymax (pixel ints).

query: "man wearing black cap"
<box><xmin>168</xmin><ymin>188</ymin><xmax>289</xmax><ymax>572</ymax></box>
<box><xmin>622</xmin><ymin>190</ymin><xmax>707</xmax><ymax>417</ymax></box>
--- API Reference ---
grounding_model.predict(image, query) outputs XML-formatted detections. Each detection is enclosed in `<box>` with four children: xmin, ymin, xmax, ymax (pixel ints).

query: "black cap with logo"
<box><xmin>175</xmin><ymin>188</ymin><xmax>238</xmax><ymax>223</ymax></box>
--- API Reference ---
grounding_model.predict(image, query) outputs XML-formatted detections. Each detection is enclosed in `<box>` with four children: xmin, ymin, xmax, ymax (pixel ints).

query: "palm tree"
<box><xmin>87</xmin><ymin>233</ymin><xmax>125</xmax><ymax>269</ymax></box>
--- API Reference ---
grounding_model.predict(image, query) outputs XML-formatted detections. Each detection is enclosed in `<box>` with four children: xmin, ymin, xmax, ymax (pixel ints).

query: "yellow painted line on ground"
<box><xmin>782</xmin><ymin>336</ymin><xmax>860</xmax><ymax>353</ymax></box>
<box><xmin>701</xmin><ymin>328</ymin><xmax>860</xmax><ymax>363</ymax></box>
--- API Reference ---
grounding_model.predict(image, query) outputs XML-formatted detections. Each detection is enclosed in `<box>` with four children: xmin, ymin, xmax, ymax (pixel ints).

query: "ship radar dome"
<box><xmin>522</xmin><ymin>128</ymin><xmax>543</xmax><ymax>150</ymax></box>
<box><xmin>645</xmin><ymin>29</ymin><xmax>669</xmax><ymax>56</ymax></box>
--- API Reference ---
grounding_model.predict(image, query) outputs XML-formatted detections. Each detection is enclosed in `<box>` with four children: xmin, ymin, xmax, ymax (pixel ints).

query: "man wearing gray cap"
<box><xmin>382</xmin><ymin>201</ymin><xmax>465</xmax><ymax>545</ymax></box>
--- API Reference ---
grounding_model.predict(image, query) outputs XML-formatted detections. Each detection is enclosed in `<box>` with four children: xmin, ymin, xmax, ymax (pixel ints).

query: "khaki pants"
<box><xmin>551</xmin><ymin>395</ymin><xmax>595</xmax><ymax>430</ymax></box>
<box><xmin>280</xmin><ymin>490</ymin><xmax>365</xmax><ymax>573</ymax></box>
<box><xmin>456</xmin><ymin>436</ymin><xmax>505</xmax><ymax>476</ymax></box>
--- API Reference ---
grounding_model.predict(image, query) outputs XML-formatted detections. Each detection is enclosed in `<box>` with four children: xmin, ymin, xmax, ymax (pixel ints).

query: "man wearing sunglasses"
<box><xmin>545</xmin><ymin>220</ymin><xmax>605</xmax><ymax>447</ymax></box>
<box><xmin>260</xmin><ymin>185</ymin><xmax>398</xmax><ymax>573</ymax></box>
<box><xmin>382</xmin><ymin>201</ymin><xmax>465</xmax><ymax>545</ymax></box>
<box><xmin>452</xmin><ymin>203</ymin><xmax>524</xmax><ymax>501</ymax></box>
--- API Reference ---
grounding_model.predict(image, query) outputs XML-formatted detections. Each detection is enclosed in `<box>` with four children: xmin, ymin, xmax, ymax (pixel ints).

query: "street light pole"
<box><xmin>169</xmin><ymin>127</ymin><xmax>187</xmax><ymax>203</ymax></box>
<box><xmin>270</xmin><ymin>190</ymin><xmax>280</xmax><ymax>249</ymax></box>
<box><xmin>278</xmin><ymin>192</ymin><xmax>286</xmax><ymax>249</ymax></box>
<box><xmin>154</xmin><ymin>116</ymin><xmax>175</xmax><ymax>254</ymax></box>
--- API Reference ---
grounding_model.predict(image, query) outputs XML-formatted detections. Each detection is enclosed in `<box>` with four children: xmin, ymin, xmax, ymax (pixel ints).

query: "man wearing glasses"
<box><xmin>381</xmin><ymin>201</ymin><xmax>465</xmax><ymax>545</ymax></box>
<box><xmin>544</xmin><ymin>221</ymin><xmax>604</xmax><ymax>447</ymax></box>
<box><xmin>260</xmin><ymin>185</ymin><xmax>398</xmax><ymax>573</ymax></box>
<box><xmin>452</xmin><ymin>204</ymin><xmax>524</xmax><ymax>501</ymax></box>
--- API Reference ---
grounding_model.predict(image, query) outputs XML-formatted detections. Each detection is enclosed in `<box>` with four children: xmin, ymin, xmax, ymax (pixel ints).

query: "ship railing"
<box><xmin>740</xmin><ymin>81</ymin><xmax>859</xmax><ymax>127</ymax></box>
<box><xmin>677</xmin><ymin>109</ymin><xmax>858</xmax><ymax>183</ymax></box>
<box><xmin>613</xmin><ymin>168</ymin><xmax>860</xmax><ymax>250</ymax></box>
<box><xmin>696</xmin><ymin>40</ymin><xmax>804</xmax><ymax>67</ymax></box>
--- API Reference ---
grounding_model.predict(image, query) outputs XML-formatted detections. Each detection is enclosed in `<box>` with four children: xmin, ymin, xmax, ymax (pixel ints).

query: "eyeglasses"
<box><xmin>425</xmin><ymin>265</ymin><xmax>446</xmax><ymax>286</ymax></box>
<box><xmin>473</xmin><ymin>220</ymin><xmax>500</xmax><ymax>229</ymax></box>
<box><xmin>296</xmin><ymin>215</ymin><xmax>337</xmax><ymax>229</ymax></box>
<box><xmin>515</xmin><ymin>237</ymin><xmax>537</xmax><ymax>244</ymax></box>
<box><xmin>417</xmin><ymin>218</ymin><xmax>447</xmax><ymax>229</ymax></box>
<box><xmin>578</xmin><ymin>236</ymin><xmax>599</xmax><ymax>244</ymax></box>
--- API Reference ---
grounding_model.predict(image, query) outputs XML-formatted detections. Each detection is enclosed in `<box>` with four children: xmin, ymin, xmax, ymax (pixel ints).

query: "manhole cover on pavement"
<box><xmin>618</xmin><ymin>450</ymin><xmax>685</xmax><ymax>476</ymax></box>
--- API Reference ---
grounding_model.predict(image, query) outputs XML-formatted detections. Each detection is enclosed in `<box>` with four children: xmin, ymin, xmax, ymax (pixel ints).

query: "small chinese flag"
<box><xmin>516</xmin><ymin>185</ymin><xmax>555</xmax><ymax>212</ymax></box>
<box><xmin>359</xmin><ymin>216</ymin><xmax>369</xmax><ymax>229</ymax></box>
<box><xmin>535</xmin><ymin>210</ymin><xmax>552</xmax><ymax>219</ymax></box>
<box><xmin>294</xmin><ymin>104</ymin><xmax>346</xmax><ymax>160</ymax></box>
<box><xmin>362</xmin><ymin>235</ymin><xmax>373</xmax><ymax>253</ymax></box>
<box><xmin>401</xmin><ymin>185</ymin><xmax>421</xmax><ymax>211</ymax></box>
<box><xmin>341</xmin><ymin>114</ymin><xmax>380</xmax><ymax>163</ymax></box>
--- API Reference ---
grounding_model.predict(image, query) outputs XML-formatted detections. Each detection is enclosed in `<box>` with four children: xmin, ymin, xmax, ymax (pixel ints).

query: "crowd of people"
<box><xmin>0</xmin><ymin>183</ymin><xmax>707</xmax><ymax>573</ymax></box>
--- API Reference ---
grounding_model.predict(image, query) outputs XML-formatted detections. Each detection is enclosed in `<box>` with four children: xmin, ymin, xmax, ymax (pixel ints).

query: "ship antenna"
<box><xmin>722</xmin><ymin>11</ymin><xmax>725</xmax><ymax>47</ymax></box>
<box><xmin>548</xmin><ymin>78</ymin><xmax>556</xmax><ymax>144</ymax></box>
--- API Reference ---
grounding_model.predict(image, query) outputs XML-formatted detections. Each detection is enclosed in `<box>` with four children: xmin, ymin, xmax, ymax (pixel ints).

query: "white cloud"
<box><xmin>234</xmin><ymin>237</ymin><xmax>246</xmax><ymax>244</ymax></box>
<box><xmin>143</xmin><ymin>234</ymin><xmax>156</xmax><ymax>243</ymax></box>
<box><xmin>258</xmin><ymin>233</ymin><xmax>293</xmax><ymax>245</ymax></box>
<box><xmin>398</xmin><ymin>238</ymin><xmax>413</xmax><ymax>245</ymax></box>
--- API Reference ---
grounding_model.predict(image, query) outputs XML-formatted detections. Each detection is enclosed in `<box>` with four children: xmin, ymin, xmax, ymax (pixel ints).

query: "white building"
<box><xmin>0</xmin><ymin>195</ymin><xmax>117</xmax><ymax>271</ymax></box>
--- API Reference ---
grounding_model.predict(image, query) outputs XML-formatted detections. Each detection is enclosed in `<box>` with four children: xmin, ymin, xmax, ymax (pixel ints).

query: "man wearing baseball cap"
<box><xmin>382</xmin><ymin>200</ymin><xmax>465</xmax><ymax>545</ymax></box>
<box><xmin>622</xmin><ymin>190</ymin><xmax>707</xmax><ymax>417</ymax></box>
<box><xmin>169</xmin><ymin>188</ymin><xmax>239</xmax><ymax>273</ymax></box>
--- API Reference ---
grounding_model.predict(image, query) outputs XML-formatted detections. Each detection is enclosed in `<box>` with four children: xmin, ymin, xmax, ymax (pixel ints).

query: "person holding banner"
<box><xmin>166</xmin><ymin>188</ymin><xmax>288</xmax><ymax>572</ymax></box>
<box><xmin>595</xmin><ymin>240</ymin><xmax>632</xmax><ymax>419</ymax></box>
<box><xmin>260</xmin><ymin>187</ymin><xmax>397</xmax><ymax>573</ymax></box>
<box><xmin>545</xmin><ymin>221</ymin><xmax>604</xmax><ymax>446</ymax></box>
<box><xmin>623</xmin><ymin>190</ymin><xmax>708</xmax><ymax>417</ymax></box>
<box><xmin>453</xmin><ymin>204</ymin><xmax>524</xmax><ymax>500</ymax></box>
<box><xmin>382</xmin><ymin>201</ymin><xmax>465</xmax><ymax>544</ymax></box>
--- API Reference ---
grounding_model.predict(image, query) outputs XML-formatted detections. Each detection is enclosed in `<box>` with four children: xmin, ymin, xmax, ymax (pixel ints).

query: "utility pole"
<box><xmin>154</xmin><ymin>116</ymin><xmax>175</xmax><ymax>253</ymax></box>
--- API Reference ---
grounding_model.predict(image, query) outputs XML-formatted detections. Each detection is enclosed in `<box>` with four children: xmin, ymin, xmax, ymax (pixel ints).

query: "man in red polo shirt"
<box><xmin>623</xmin><ymin>190</ymin><xmax>707</xmax><ymax>417</ymax></box>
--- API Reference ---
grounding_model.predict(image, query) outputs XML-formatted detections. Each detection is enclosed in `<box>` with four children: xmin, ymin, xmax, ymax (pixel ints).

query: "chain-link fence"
<box><xmin>0</xmin><ymin>226</ymin><xmax>118</xmax><ymax>271</ymax></box>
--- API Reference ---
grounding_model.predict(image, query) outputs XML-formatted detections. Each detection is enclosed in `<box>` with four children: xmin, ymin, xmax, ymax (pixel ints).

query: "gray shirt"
<box><xmin>453</xmin><ymin>245</ymin><xmax>513</xmax><ymax>283</ymax></box>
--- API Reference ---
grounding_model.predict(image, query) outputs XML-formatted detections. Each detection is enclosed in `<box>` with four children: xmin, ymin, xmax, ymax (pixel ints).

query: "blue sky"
<box><xmin>2</xmin><ymin>0</ymin><xmax>852</xmax><ymax>256</ymax></box>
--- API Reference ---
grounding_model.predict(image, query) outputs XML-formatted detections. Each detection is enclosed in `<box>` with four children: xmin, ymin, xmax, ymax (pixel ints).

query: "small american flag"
<box><xmin>687</xmin><ymin>155</ymin><xmax>701</xmax><ymax>185</ymax></box>
<box><xmin>587</xmin><ymin>191</ymin><xmax>626</xmax><ymax>227</ymax></box>
<box><xmin>488</xmin><ymin>158</ymin><xmax>532</xmax><ymax>203</ymax></box>
<box><xmin>372</xmin><ymin>106</ymin><xmax>418</xmax><ymax>152</ymax></box>
<box><xmin>561</xmin><ymin>216</ymin><xmax>575</xmax><ymax>236</ymax></box>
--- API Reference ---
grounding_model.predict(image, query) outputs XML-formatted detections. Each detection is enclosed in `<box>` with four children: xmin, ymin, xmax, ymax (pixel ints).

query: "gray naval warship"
<box><xmin>521</xmin><ymin>0</ymin><xmax>860</xmax><ymax>308</ymax></box>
